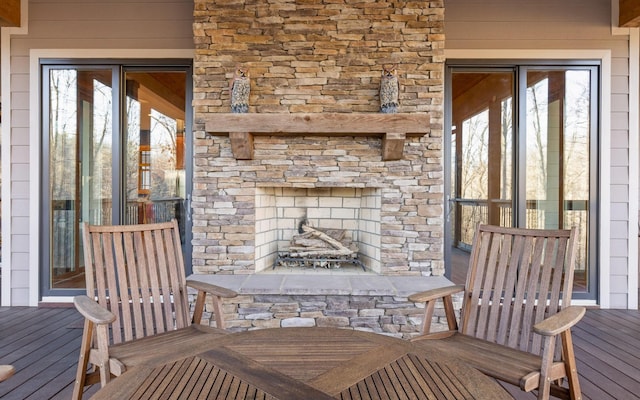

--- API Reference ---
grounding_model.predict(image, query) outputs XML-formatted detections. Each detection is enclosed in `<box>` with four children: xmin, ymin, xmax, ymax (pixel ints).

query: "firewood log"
<box><xmin>299</xmin><ymin>224</ymin><xmax>350</xmax><ymax>251</ymax></box>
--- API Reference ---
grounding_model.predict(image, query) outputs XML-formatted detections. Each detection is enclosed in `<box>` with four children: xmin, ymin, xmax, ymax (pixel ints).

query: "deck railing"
<box><xmin>453</xmin><ymin>198</ymin><xmax>588</xmax><ymax>274</ymax></box>
<box><xmin>51</xmin><ymin>198</ymin><xmax>183</xmax><ymax>275</ymax></box>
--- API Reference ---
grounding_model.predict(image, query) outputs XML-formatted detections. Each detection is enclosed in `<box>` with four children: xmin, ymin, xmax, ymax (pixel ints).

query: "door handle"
<box><xmin>184</xmin><ymin>194</ymin><xmax>192</xmax><ymax>222</ymax></box>
<box><xmin>445</xmin><ymin>195</ymin><xmax>456</xmax><ymax>223</ymax></box>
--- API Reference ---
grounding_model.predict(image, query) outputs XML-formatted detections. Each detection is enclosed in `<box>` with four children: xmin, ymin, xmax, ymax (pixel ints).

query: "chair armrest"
<box><xmin>408</xmin><ymin>284</ymin><xmax>465</xmax><ymax>303</ymax></box>
<box><xmin>73</xmin><ymin>295</ymin><xmax>116</xmax><ymax>325</ymax></box>
<box><xmin>409</xmin><ymin>284</ymin><xmax>464</xmax><ymax>335</ymax></box>
<box><xmin>187</xmin><ymin>279</ymin><xmax>238</xmax><ymax>328</ymax></box>
<box><xmin>533</xmin><ymin>306</ymin><xmax>586</xmax><ymax>336</ymax></box>
<box><xmin>186</xmin><ymin>279</ymin><xmax>238</xmax><ymax>299</ymax></box>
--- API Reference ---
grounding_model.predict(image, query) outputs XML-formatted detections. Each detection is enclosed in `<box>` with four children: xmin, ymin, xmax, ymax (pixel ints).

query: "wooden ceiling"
<box><xmin>620</xmin><ymin>0</ymin><xmax>640</xmax><ymax>27</ymax></box>
<box><xmin>0</xmin><ymin>0</ymin><xmax>20</xmax><ymax>27</ymax></box>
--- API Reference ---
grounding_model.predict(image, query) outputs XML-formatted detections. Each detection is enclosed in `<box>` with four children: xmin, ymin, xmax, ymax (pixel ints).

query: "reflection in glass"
<box><xmin>526</xmin><ymin>70</ymin><xmax>590</xmax><ymax>291</ymax></box>
<box><xmin>451</xmin><ymin>72</ymin><xmax>514</xmax><ymax>251</ymax></box>
<box><xmin>124</xmin><ymin>72</ymin><xmax>187</xmax><ymax>237</ymax></box>
<box><xmin>49</xmin><ymin>69</ymin><xmax>113</xmax><ymax>289</ymax></box>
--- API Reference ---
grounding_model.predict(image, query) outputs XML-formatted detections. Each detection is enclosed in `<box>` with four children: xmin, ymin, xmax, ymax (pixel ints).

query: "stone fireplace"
<box><xmin>190</xmin><ymin>0</ymin><xmax>448</xmax><ymax>335</ymax></box>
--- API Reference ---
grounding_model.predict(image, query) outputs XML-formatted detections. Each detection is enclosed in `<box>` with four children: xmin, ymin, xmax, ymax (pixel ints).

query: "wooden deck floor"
<box><xmin>0</xmin><ymin>306</ymin><xmax>639</xmax><ymax>399</ymax></box>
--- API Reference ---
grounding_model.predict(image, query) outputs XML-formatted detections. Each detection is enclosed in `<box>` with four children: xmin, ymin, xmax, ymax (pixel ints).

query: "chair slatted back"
<box><xmin>82</xmin><ymin>220</ymin><xmax>190</xmax><ymax>345</ymax></box>
<box><xmin>460</xmin><ymin>224</ymin><xmax>577</xmax><ymax>356</ymax></box>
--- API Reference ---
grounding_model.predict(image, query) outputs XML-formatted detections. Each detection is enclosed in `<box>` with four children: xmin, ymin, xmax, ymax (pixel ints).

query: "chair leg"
<box><xmin>561</xmin><ymin>329</ymin><xmax>582</xmax><ymax>400</ymax></box>
<box><xmin>192</xmin><ymin>291</ymin><xmax>206</xmax><ymax>325</ymax></box>
<box><xmin>420</xmin><ymin>300</ymin><xmax>436</xmax><ymax>335</ymax></box>
<box><xmin>72</xmin><ymin>319</ymin><xmax>94</xmax><ymax>400</ymax></box>
<box><xmin>94</xmin><ymin>324</ymin><xmax>112</xmax><ymax>387</ymax></box>
<box><xmin>211</xmin><ymin>295</ymin><xmax>225</xmax><ymax>329</ymax></box>
<box><xmin>537</xmin><ymin>335</ymin><xmax>556</xmax><ymax>400</ymax></box>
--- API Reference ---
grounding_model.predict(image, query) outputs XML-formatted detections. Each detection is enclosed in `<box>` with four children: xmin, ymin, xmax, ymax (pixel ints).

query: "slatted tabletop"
<box><xmin>90</xmin><ymin>327</ymin><xmax>512</xmax><ymax>400</ymax></box>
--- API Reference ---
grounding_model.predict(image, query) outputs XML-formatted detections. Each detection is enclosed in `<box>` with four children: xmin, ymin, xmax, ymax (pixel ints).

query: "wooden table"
<box><xmin>91</xmin><ymin>327</ymin><xmax>512</xmax><ymax>400</ymax></box>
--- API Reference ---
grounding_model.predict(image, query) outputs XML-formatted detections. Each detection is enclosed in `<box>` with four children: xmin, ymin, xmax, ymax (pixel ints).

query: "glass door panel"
<box><xmin>525</xmin><ymin>69</ymin><xmax>591</xmax><ymax>292</ymax></box>
<box><xmin>124</xmin><ymin>71</ymin><xmax>187</xmax><ymax>239</ymax></box>
<box><xmin>449</xmin><ymin>71</ymin><xmax>514</xmax><ymax>283</ymax></box>
<box><xmin>48</xmin><ymin>68</ymin><xmax>113</xmax><ymax>289</ymax></box>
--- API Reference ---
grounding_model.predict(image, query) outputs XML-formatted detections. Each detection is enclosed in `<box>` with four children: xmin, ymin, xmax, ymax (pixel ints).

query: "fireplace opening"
<box><xmin>255</xmin><ymin>187</ymin><xmax>381</xmax><ymax>273</ymax></box>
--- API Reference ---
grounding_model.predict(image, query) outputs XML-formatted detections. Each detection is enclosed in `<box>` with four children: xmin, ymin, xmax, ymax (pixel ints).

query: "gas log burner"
<box><xmin>275</xmin><ymin>220</ymin><xmax>365</xmax><ymax>271</ymax></box>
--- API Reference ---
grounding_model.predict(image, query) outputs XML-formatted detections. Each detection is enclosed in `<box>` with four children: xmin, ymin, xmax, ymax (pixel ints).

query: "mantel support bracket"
<box><xmin>229</xmin><ymin>132</ymin><xmax>254</xmax><ymax>160</ymax></box>
<box><xmin>382</xmin><ymin>132</ymin><xmax>406</xmax><ymax>161</ymax></box>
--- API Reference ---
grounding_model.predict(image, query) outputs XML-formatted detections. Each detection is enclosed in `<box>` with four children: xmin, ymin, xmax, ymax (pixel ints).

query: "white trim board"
<box><xmin>1</xmin><ymin>30</ymin><xmax>13</xmax><ymax>307</ymax></box>
<box><xmin>627</xmin><ymin>30</ymin><xmax>639</xmax><ymax>310</ymax></box>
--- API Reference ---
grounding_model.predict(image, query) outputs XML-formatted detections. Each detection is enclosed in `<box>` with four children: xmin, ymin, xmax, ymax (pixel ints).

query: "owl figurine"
<box><xmin>379</xmin><ymin>64</ymin><xmax>399</xmax><ymax>113</ymax></box>
<box><xmin>230</xmin><ymin>65</ymin><xmax>250</xmax><ymax>113</ymax></box>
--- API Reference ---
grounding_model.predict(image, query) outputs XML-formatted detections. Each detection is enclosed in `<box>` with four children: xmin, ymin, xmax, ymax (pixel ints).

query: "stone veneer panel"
<box><xmin>189</xmin><ymin>274</ymin><xmax>460</xmax><ymax>337</ymax></box>
<box><xmin>192</xmin><ymin>1</ymin><xmax>445</xmax><ymax>276</ymax></box>
<box><xmin>192</xmin><ymin>293</ymin><xmax>458</xmax><ymax>338</ymax></box>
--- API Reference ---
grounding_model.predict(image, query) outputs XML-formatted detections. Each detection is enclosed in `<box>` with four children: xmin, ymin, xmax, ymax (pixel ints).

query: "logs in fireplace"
<box><xmin>274</xmin><ymin>222</ymin><xmax>365</xmax><ymax>271</ymax></box>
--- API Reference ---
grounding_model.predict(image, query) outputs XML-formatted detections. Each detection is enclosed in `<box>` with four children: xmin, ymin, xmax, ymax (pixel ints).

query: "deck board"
<box><xmin>0</xmin><ymin>311</ymin><xmax>80</xmax><ymax>360</ymax></box>
<box><xmin>0</xmin><ymin>306</ymin><xmax>639</xmax><ymax>399</ymax></box>
<box><xmin>502</xmin><ymin>308</ymin><xmax>640</xmax><ymax>400</ymax></box>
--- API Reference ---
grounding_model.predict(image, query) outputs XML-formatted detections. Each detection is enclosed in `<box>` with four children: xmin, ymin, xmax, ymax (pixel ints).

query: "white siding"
<box><xmin>4</xmin><ymin>0</ymin><xmax>194</xmax><ymax>306</ymax></box>
<box><xmin>445</xmin><ymin>0</ymin><xmax>635</xmax><ymax>308</ymax></box>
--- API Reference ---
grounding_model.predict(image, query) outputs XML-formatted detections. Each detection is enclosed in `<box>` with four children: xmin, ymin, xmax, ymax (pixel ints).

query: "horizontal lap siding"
<box><xmin>15</xmin><ymin>0</ymin><xmax>193</xmax><ymax>50</ymax></box>
<box><xmin>445</xmin><ymin>1</ymin><xmax>613</xmax><ymax>41</ymax></box>
<box><xmin>445</xmin><ymin>0</ymin><xmax>633</xmax><ymax>308</ymax></box>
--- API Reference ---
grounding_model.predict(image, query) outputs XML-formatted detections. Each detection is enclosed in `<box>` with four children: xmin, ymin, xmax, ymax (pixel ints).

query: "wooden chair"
<box><xmin>72</xmin><ymin>220</ymin><xmax>238</xmax><ymax>400</ymax></box>
<box><xmin>409</xmin><ymin>224</ymin><xmax>585</xmax><ymax>400</ymax></box>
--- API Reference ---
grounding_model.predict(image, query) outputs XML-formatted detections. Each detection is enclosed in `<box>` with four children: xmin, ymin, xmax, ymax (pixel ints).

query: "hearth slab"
<box><xmin>187</xmin><ymin>274</ymin><xmax>453</xmax><ymax>298</ymax></box>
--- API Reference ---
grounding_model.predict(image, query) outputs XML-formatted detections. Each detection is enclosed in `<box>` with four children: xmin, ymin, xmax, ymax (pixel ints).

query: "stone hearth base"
<box><xmin>188</xmin><ymin>274</ymin><xmax>458</xmax><ymax>339</ymax></box>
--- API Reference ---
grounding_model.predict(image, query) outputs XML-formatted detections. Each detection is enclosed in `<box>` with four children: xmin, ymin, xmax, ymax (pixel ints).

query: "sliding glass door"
<box><xmin>446</xmin><ymin>63</ymin><xmax>598</xmax><ymax>300</ymax></box>
<box><xmin>42</xmin><ymin>62</ymin><xmax>192</xmax><ymax>296</ymax></box>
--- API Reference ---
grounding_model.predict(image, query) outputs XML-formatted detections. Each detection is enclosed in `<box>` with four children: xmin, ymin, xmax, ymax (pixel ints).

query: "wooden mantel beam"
<box><xmin>0</xmin><ymin>0</ymin><xmax>20</xmax><ymax>27</ymax></box>
<box><xmin>620</xmin><ymin>0</ymin><xmax>640</xmax><ymax>27</ymax></box>
<box><xmin>205</xmin><ymin>113</ymin><xmax>430</xmax><ymax>161</ymax></box>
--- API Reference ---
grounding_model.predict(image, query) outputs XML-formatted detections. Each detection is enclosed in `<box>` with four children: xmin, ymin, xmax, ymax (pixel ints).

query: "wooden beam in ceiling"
<box><xmin>620</xmin><ymin>0</ymin><xmax>640</xmax><ymax>27</ymax></box>
<box><xmin>0</xmin><ymin>0</ymin><xmax>20</xmax><ymax>27</ymax></box>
